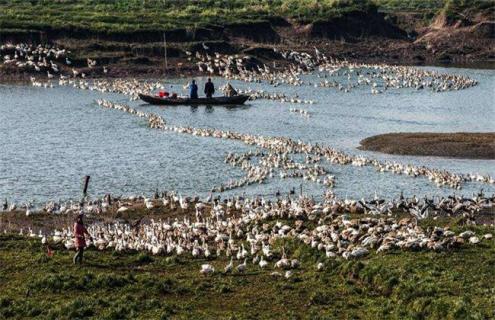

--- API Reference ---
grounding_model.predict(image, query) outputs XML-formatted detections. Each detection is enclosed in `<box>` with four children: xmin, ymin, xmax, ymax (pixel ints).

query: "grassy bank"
<box><xmin>0</xmin><ymin>0</ymin><xmax>377</xmax><ymax>33</ymax></box>
<box><xmin>0</xmin><ymin>0</ymin><xmax>493</xmax><ymax>79</ymax></box>
<box><xmin>2</xmin><ymin>0</ymin><xmax>478</xmax><ymax>35</ymax></box>
<box><xmin>359</xmin><ymin>132</ymin><xmax>495</xmax><ymax>160</ymax></box>
<box><xmin>1</xmin><ymin>220</ymin><xmax>494</xmax><ymax>319</ymax></box>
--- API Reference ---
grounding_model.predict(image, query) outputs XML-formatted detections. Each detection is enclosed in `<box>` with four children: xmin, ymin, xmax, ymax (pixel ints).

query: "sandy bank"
<box><xmin>359</xmin><ymin>132</ymin><xmax>495</xmax><ymax>159</ymax></box>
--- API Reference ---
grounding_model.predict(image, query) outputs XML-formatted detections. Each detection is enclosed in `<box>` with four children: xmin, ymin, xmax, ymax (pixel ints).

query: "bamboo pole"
<box><xmin>163</xmin><ymin>32</ymin><xmax>168</xmax><ymax>73</ymax></box>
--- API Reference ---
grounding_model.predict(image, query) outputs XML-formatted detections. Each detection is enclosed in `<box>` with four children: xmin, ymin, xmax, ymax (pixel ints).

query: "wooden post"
<box><xmin>163</xmin><ymin>32</ymin><xmax>168</xmax><ymax>73</ymax></box>
<box><xmin>83</xmin><ymin>175</ymin><xmax>90</xmax><ymax>197</ymax></box>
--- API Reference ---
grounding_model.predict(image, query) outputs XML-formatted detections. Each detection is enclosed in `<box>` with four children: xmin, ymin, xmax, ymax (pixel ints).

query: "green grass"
<box><xmin>0</xmin><ymin>0</ymin><xmax>377</xmax><ymax>34</ymax></box>
<box><xmin>374</xmin><ymin>0</ymin><xmax>445</xmax><ymax>12</ymax></box>
<box><xmin>0</xmin><ymin>0</ymin><xmax>490</xmax><ymax>38</ymax></box>
<box><xmin>441</xmin><ymin>0</ymin><xmax>494</xmax><ymax>20</ymax></box>
<box><xmin>1</xmin><ymin>222</ymin><xmax>494</xmax><ymax>319</ymax></box>
<box><xmin>0</xmin><ymin>0</ymin><xmax>490</xmax><ymax>37</ymax></box>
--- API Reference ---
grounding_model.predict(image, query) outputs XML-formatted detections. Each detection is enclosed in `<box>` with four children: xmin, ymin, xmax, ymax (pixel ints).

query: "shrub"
<box><xmin>135</xmin><ymin>252</ymin><xmax>153</xmax><ymax>264</ymax></box>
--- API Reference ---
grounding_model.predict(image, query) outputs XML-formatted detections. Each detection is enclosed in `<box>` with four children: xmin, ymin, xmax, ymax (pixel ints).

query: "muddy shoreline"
<box><xmin>1</xmin><ymin>6</ymin><xmax>494</xmax><ymax>82</ymax></box>
<box><xmin>359</xmin><ymin>132</ymin><xmax>495</xmax><ymax>160</ymax></box>
<box><xmin>1</xmin><ymin>49</ymin><xmax>493</xmax><ymax>83</ymax></box>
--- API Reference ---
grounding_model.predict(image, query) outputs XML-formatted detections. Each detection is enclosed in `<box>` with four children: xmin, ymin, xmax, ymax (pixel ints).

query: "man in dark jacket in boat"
<box><xmin>204</xmin><ymin>78</ymin><xmax>215</xmax><ymax>98</ymax></box>
<box><xmin>189</xmin><ymin>80</ymin><xmax>198</xmax><ymax>99</ymax></box>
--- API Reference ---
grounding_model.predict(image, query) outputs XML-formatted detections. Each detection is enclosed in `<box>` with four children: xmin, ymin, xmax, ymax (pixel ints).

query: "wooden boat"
<box><xmin>139</xmin><ymin>94</ymin><xmax>250</xmax><ymax>106</ymax></box>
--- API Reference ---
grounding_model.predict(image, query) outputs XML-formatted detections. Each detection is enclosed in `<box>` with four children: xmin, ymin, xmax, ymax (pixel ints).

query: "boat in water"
<box><xmin>139</xmin><ymin>94</ymin><xmax>250</xmax><ymax>106</ymax></box>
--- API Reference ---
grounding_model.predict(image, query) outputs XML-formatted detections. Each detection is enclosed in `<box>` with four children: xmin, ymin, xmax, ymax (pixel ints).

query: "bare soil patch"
<box><xmin>359</xmin><ymin>132</ymin><xmax>495</xmax><ymax>159</ymax></box>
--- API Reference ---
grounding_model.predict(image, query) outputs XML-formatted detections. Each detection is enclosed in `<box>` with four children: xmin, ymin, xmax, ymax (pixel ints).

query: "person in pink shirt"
<box><xmin>73</xmin><ymin>214</ymin><xmax>92</xmax><ymax>265</ymax></box>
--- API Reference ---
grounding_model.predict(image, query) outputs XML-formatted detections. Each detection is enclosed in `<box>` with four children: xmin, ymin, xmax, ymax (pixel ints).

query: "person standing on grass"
<box><xmin>73</xmin><ymin>213</ymin><xmax>92</xmax><ymax>265</ymax></box>
<box><xmin>204</xmin><ymin>78</ymin><xmax>215</xmax><ymax>98</ymax></box>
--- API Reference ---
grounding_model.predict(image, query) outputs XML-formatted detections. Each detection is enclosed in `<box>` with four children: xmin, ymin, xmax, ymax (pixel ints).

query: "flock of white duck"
<box><xmin>1</xmin><ymin>43</ymin><xmax>68</xmax><ymax>76</ymax></box>
<box><xmin>4</xmin><ymin>188</ymin><xmax>492</xmax><ymax>221</ymax></box>
<box><xmin>4</xmin><ymin>191</ymin><xmax>493</xmax><ymax>276</ymax></box>
<box><xmin>2</xmin><ymin>42</ymin><xmax>480</xmax><ymax>118</ymax></box>
<box><xmin>1</xmin><ymin>43</ymin><xmax>107</xmax><ymax>83</ymax></box>
<box><xmin>1</xmin><ymin>43</ymin><xmax>491</xmax><ymax>194</ymax></box>
<box><xmin>91</xmin><ymin>98</ymin><xmax>493</xmax><ymax>193</ymax></box>
<box><xmin>1</xmin><ymin>43</ymin><xmax>493</xmax><ymax>275</ymax></box>
<box><xmin>190</xmin><ymin>48</ymin><xmax>478</xmax><ymax>92</ymax></box>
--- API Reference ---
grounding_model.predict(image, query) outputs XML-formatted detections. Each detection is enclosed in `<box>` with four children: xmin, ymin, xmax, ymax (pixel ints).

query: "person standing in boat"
<box><xmin>189</xmin><ymin>80</ymin><xmax>198</xmax><ymax>99</ymax></box>
<box><xmin>204</xmin><ymin>78</ymin><xmax>215</xmax><ymax>98</ymax></box>
<box><xmin>224</xmin><ymin>82</ymin><xmax>238</xmax><ymax>97</ymax></box>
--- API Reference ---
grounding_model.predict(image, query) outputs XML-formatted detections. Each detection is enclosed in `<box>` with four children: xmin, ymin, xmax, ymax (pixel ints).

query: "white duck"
<box><xmin>224</xmin><ymin>258</ymin><xmax>233</xmax><ymax>273</ymax></box>
<box><xmin>259</xmin><ymin>256</ymin><xmax>268</xmax><ymax>269</ymax></box>
<box><xmin>236</xmin><ymin>258</ymin><xmax>247</xmax><ymax>273</ymax></box>
<box><xmin>200</xmin><ymin>264</ymin><xmax>215</xmax><ymax>275</ymax></box>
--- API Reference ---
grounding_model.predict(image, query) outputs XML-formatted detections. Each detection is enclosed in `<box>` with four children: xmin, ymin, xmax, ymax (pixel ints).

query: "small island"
<box><xmin>359</xmin><ymin>132</ymin><xmax>495</xmax><ymax>159</ymax></box>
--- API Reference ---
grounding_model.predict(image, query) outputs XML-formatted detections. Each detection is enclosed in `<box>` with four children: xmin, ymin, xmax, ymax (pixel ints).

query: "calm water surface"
<box><xmin>1</xmin><ymin>66</ymin><xmax>494</xmax><ymax>203</ymax></box>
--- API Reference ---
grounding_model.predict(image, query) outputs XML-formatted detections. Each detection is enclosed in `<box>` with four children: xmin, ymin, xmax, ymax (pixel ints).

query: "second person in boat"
<box><xmin>204</xmin><ymin>78</ymin><xmax>215</xmax><ymax>98</ymax></box>
<box><xmin>189</xmin><ymin>80</ymin><xmax>198</xmax><ymax>99</ymax></box>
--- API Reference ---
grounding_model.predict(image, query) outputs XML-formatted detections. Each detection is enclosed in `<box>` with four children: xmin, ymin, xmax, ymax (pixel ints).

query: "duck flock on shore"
<box><xmin>2</xmin><ymin>42</ymin><xmax>479</xmax><ymax>108</ymax></box>
<box><xmin>1</xmin><ymin>42</ymin><xmax>493</xmax><ymax>270</ymax></box>
<box><xmin>1</xmin><ymin>43</ymin><xmax>69</xmax><ymax>76</ymax></box>
<box><xmin>3</xmin><ymin>187</ymin><xmax>493</xmax><ymax>222</ymax></box>
<box><xmin>3</xmin><ymin>191</ymin><xmax>493</xmax><ymax>275</ymax></box>
<box><xmin>2</xmin><ymin>42</ymin><xmax>478</xmax><ymax>95</ymax></box>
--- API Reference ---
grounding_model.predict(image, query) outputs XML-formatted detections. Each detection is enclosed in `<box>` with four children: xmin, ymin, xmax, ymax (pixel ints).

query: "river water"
<box><xmin>1</xmin><ymin>66</ymin><xmax>494</xmax><ymax>204</ymax></box>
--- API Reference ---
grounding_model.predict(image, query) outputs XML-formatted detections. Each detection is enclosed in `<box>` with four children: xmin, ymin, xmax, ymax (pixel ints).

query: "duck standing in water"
<box><xmin>73</xmin><ymin>214</ymin><xmax>92</xmax><ymax>265</ymax></box>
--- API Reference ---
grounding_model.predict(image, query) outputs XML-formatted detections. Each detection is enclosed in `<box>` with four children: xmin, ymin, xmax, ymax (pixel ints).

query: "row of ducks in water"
<box><xmin>39</xmin><ymin>78</ymin><xmax>163</xmax><ymax>101</ymax></box>
<box><xmin>227</xmin><ymin>86</ymin><xmax>316</xmax><ymax>105</ymax></box>
<box><xmin>218</xmin><ymin>151</ymin><xmax>329</xmax><ymax>192</ymax></box>
<box><xmin>190</xmin><ymin>48</ymin><xmax>477</xmax><ymax>94</ymax></box>
<box><xmin>33</xmin><ymin>73</ymin><xmax>316</xmax><ymax>110</ymax></box>
<box><xmin>96</xmin><ymin>99</ymin><xmax>166</xmax><ymax>129</ymax></box>
<box><xmin>32</xmin><ymin>76</ymin><xmax>315</xmax><ymax>123</ymax></box>
<box><xmin>91</xmin><ymin>99</ymin><xmax>494</xmax><ymax>193</ymax></box>
<box><xmin>289</xmin><ymin>108</ymin><xmax>310</xmax><ymax>117</ymax></box>
<box><xmin>9</xmin><ymin>193</ymin><xmax>492</xmax><ymax>277</ymax></box>
<box><xmin>314</xmin><ymin>63</ymin><xmax>478</xmax><ymax>93</ymax></box>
